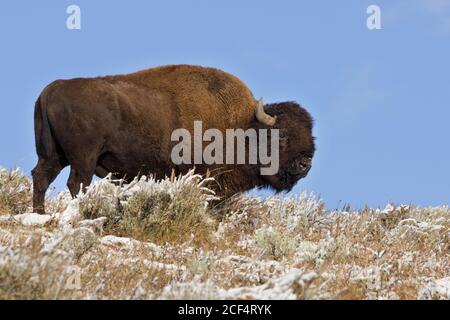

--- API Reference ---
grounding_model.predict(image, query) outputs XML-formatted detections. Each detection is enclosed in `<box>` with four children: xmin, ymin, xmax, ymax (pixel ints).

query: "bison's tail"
<box><xmin>34</xmin><ymin>94</ymin><xmax>56</xmax><ymax>159</ymax></box>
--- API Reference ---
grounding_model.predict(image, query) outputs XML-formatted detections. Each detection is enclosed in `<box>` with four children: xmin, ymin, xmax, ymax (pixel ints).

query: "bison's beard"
<box><xmin>262</xmin><ymin>161</ymin><xmax>312</xmax><ymax>193</ymax></box>
<box><xmin>263</xmin><ymin>172</ymin><xmax>303</xmax><ymax>193</ymax></box>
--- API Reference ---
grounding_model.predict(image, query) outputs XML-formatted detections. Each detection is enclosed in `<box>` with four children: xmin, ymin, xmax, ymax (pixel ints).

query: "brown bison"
<box><xmin>32</xmin><ymin>65</ymin><xmax>315</xmax><ymax>213</ymax></box>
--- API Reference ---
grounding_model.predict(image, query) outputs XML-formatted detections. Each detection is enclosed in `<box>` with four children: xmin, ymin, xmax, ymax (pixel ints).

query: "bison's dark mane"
<box><xmin>249</xmin><ymin>101</ymin><xmax>316</xmax><ymax>154</ymax></box>
<box><xmin>265</xmin><ymin>101</ymin><xmax>314</xmax><ymax>130</ymax></box>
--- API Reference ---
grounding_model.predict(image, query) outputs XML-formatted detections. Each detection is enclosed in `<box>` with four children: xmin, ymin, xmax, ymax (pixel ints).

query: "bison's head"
<box><xmin>254</xmin><ymin>99</ymin><xmax>315</xmax><ymax>192</ymax></box>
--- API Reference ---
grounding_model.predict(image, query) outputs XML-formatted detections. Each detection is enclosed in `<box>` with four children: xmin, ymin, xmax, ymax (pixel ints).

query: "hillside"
<box><xmin>0</xmin><ymin>167</ymin><xmax>448</xmax><ymax>299</ymax></box>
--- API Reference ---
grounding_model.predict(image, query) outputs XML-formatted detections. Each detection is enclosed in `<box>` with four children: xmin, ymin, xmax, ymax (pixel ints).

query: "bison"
<box><xmin>32</xmin><ymin>65</ymin><xmax>315</xmax><ymax>213</ymax></box>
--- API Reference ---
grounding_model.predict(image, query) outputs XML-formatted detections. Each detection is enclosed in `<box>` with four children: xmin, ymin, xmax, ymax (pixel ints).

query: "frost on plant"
<box><xmin>255</xmin><ymin>226</ymin><xmax>295</xmax><ymax>261</ymax></box>
<box><xmin>78</xmin><ymin>170</ymin><xmax>218</xmax><ymax>243</ymax></box>
<box><xmin>0</xmin><ymin>167</ymin><xmax>448</xmax><ymax>300</ymax></box>
<box><xmin>0</xmin><ymin>167</ymin><xmax>32</xmax><ymax>214</ymax></box>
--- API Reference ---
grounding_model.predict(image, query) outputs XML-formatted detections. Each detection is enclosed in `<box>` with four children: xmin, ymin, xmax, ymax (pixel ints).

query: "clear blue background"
<box><xmin>0</xmin><ymin>0</ymin><xmax>449</xmax><ymax>209</ymax></box>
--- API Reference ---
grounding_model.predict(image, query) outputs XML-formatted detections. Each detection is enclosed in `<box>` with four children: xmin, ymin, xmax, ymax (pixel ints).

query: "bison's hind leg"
<box><xmin>32</xmin><ymin>157</ymin><xmax>67</xmax><ymax>214</ymax></box>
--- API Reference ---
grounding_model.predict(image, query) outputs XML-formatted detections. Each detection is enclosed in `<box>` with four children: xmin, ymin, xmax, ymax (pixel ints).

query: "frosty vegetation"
<box><xmin>0</xmin><ymin>166</ymin><xmax>448</xmax><ymax>300</ymax></box>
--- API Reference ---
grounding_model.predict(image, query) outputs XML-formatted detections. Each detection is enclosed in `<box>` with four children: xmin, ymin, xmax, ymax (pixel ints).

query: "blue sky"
<box><xmin>0</xmin><ymin>0</ymin><xmax>449</xmax><ymax>209</ymax></box>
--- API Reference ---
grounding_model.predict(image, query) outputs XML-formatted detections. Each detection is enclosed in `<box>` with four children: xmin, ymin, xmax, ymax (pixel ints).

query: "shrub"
<box><xmin>255</xmin><ymin>225</ymin><xmax>296</xmax><ymax>261</ymax></box>
<box><xmin>79</xmin><ymin>175</ymin><xmax>123</xmax><ymax>227</ymax></box>
<box><xmin>0</xmin><ymin>167</ymin><xmax>32</xmax><ymax>214</ymax></box>
<box><xmin>79</xmin><ymin>170</ymin><xmax>218</xmax><ymax>245</ymax></box>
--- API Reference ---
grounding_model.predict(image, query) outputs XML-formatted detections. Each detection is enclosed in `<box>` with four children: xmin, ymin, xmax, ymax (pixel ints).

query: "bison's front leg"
<box><xmin>67</xmin><ymin>165</ymin><xmax>97</xmax><ymax>198</ymax></box>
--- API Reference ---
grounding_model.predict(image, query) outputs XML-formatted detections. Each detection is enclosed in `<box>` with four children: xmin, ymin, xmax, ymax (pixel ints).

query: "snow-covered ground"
<box><xmin>0</xmin><ymin>167</ymin><xmax>449</xmax><ymax>299</ymax></box>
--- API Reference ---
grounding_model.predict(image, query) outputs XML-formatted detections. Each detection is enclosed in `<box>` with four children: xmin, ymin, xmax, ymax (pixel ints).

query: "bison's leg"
<box><xmin>32</xmin><ymin>158</ymin><xmax>65</xmax><ymax>214</ymax></box>
<box><xmin>67</xmin><ymin>159</ymin><xmax>98</xmax><ymax>198</ymax></box>
<box><xmin>67</xmin><ymin>168</ymin><xmax>94</xmax><ymax>197</ymax></box>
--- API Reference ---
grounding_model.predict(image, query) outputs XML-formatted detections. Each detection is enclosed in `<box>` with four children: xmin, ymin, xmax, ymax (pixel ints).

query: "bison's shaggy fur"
<box><xmin>32</xmin><ymin>65</ymin><xmax>315</xmax><ymax>213</ymax></box>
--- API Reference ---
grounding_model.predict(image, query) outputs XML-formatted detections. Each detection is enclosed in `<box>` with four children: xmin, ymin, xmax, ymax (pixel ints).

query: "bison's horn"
<box><xmin>255</xmin><ymin>98</ymin><xmax>276</xmax><ymax>126</ymax></box>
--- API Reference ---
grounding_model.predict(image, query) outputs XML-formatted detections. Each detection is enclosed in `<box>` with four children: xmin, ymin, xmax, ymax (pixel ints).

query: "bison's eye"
<box><xmin>287</xmin><ymin>157</ymin><xmax>312</xmax><ymax>178</ymax></box>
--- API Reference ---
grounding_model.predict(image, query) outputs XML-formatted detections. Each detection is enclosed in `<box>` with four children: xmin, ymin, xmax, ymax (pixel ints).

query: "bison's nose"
<box><xmin>304</xmin><ymin>163</ymin><xmax>311</xmax><ymax>174</ymax></box>
<box><xmin>300</xmin><ymin>158</ymin><xmax>312</xmax><ymax>176</ymax></box>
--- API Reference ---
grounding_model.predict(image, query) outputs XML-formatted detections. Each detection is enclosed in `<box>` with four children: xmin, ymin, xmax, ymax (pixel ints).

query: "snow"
<box><xmin>99</xmin><ymin>235</ymin><xmax>136</xmax><ymax>249</ymax></box>
<box><xmin>99</xmin><ymin>235</ymin><xmax>164</xmax><ymax>256</ymax></box>
<box><xmin>160</xmin><ymin>269</ymin><xmax>318</xmax><ymax>300</ymax></box>
<box><xmin>77</xmin><ymin>217</ymin><xmax>107</xmax><ymax>232</ymax></box>
<box><xmin>57</xmin><ymin>199</ymin><xmax>82</xmax><ymax>228</ymax></box>
<box><xmin>226</xmin><ymin>269</ymin><xmax>317</xmax><ymax>300</ymax></box>
<box><xmin>418</xmin><ymin>277</ymin><xmax>450</xmax><ymax>300</ymax></box>
<box><xmin>13</xmin><ymin>213</ymin><xmax>52</xmax><ymax>226</ymax></box>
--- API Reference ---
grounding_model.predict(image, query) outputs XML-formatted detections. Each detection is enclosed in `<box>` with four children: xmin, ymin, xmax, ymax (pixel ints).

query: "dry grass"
<box><xmin>0</xmin><ymin>165</ymin><xmax>448</xmax><ymax>300</ymax></box>
<box><xmin>0</xmin><ymin>167</ymin><xmax>70</xmax><ymax>216</ymax></box>
<box><xmin>0</xmin><ymin>168</ymin><xmax>32</xmax><ymax>214</ymax></box>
